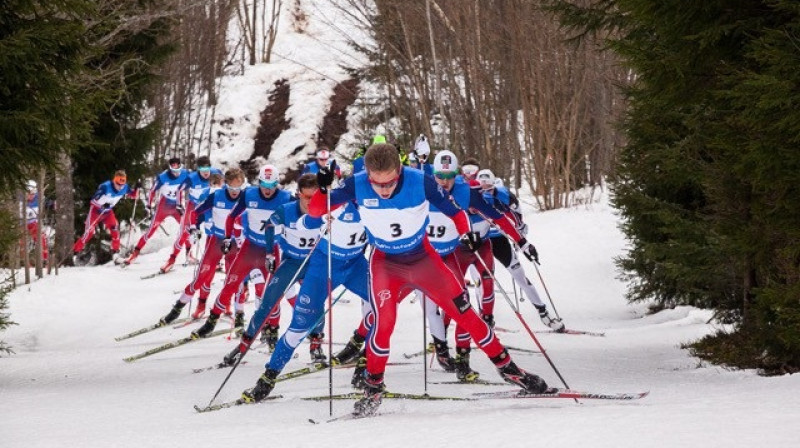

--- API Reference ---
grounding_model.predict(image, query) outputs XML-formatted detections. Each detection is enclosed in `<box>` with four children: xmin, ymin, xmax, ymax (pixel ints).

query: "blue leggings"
<box><xmin>267</xmin><ymin>251</ymin><xmax>369</xmax><ymax>371</ymax></box>
<box><xmin>244</xmin><ymin>256</ymin><xmax>308</xmax><ymax>340</ymax></box>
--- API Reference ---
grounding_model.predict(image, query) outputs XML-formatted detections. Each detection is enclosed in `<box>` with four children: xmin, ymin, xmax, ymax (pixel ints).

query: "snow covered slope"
<box><xmin>2</xmin><ymin>193</ymin><xmax>797</xmax><ymax>448</ymax></box>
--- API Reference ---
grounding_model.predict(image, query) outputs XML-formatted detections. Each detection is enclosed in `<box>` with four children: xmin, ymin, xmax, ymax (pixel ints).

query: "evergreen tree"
<box><xmin>549</xmin><ymin>0</ymin><xmax>800</xmax><ymax>371</ymax></box>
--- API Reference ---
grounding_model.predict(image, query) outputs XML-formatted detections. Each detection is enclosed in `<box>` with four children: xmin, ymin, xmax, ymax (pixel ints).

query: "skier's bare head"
<box><xmin>365</xmin><ymin>143</ymin><xmax>401</xmax><ymax>199</ymax></box>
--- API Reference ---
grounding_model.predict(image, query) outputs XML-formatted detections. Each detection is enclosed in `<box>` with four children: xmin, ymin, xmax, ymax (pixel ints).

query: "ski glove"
<box><xmin>134</xmin><ymin>179</ymin><xmax>143</xmax><ymax>190</ymax></box>
<box><xmin>519</xmin><ymin>239</ymin><xmax>539</xmax><ymax>264</ymax></box>
<box><xmin>460</xmin><ymin>232</ymin><xmax>483</xmax><ymax>252</ymax></box>
<box><xmin>220</xmin><ymin>237</ymin><xmax>233</xmax><ymax>255</ymax></box>
<box><xmin>317</xmin><ymin>166</ymin><xmax>335</xmax><ymax>193</ymax></box>
<box><xmin>265</xmin><ymin>254</ymin><xmax>276</xmax><ymax>273</ymax></box>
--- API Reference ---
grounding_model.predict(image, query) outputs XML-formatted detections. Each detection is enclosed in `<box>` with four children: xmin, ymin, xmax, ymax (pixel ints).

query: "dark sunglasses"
<box><xmin>368</xmin><ymin>174</ymin><xmax>400</xmax><ymax>189</ymax></box>
<box><xmin>434</xmin><ymin>171</ymin><xmax>457</xmax><ymax>180</ymax></box>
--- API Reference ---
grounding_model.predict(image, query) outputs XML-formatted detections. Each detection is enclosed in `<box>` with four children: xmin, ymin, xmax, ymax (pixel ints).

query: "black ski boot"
<box><xmin>234</xmin><ymin>311</ymin><xmax>245</xmax><ymax>328</ymax></box>
<box><xmin>535</xmin><ymin>304</ymin><xmax>565</xmax><ymax>332</ymax></box>
<box><xmin>353</xmin><ymin>373</ymin><xmax>385</xmax><ymax>417</ymax></box>
<box><xmin>432</xmin><ymin>336</ymin><xmax>456</xmax><ymax>372</ymax></box>
<box><xmin>454</xmin><ymin>347</ymin><xmax>480</xmax><ymax>382</ymax></box>
<box><xmin>241</xmin><ymin>368</ymin><xmax>279</xmax><ymax>403</ymax></box>
<box><xmin>482</xmin><ymin>313</ymin><xmax>495</xmax><ymax>328</ymax></box>
<box><xmin>309</xmin><ymin>332</ymin><xmax>326</xmax><ymax>362</ymax></box>
<box><xmin>223</xmin><ymin>334</ymin><xmax>253</xmax><ymax>366</ymax></box>
<box><xmin>333</xmin><ymin>333</ymin><xmax>365</xmax><ymax>365</ymax></box>
<box><xmin>498</xmin><ymin>360</ymin><xmax>549</xmax><ymax>393</ymax></box>
<box><xmin>351</xmin><ymin>350</ymin><xmax>367</xmax><ymax>389</ymax></box>
<box><xmin>260</xmin><ymin>325</ymin><xmax>279</xmax><ymax>351</ymax></box>
<box><xmin>191</xmin><ymin>312</ymin><xmax>220</xmax><ymax>339</ymax></box>
<box><xmin>159</xmin><ymin>301</ymin><xmax>186</xmax><ymax>325</ymax></box>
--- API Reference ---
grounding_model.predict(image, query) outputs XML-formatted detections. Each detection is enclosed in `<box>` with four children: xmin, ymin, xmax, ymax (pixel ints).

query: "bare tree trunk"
<box><xmin>54</xmin><ymin>152</ymin><xmax>75</xmax><ymax>270</ymax></box>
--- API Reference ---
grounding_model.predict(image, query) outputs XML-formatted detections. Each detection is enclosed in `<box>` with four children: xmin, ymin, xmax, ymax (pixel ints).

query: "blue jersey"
<box><xmin>272</xmin><ymin>202</ymin><xmax>323</xmax><ymax>260</ymax></box>
<box><xmin>26</xmin><ymin>193</ymin><xmax>40</xmax><ymax>224</ymax></box>
<box><xmin>194</xmin><ymin>186</ymin><xmax>239</xmax><ymax>238</ymax></box>
<box><xmin>302</xmin><ymin>161</ymin><xmax>324</xmax><ymax>175</ymax></box>
<box><xmin>318</xmin><ymin>201</ymin><xmax>367</xmax><ymax>260</ymax></box>
<box><xmin>150</xmin><ymin>169</ymin><xmax>189</xmax><ymax>205</ymax></box>
<box><xmin>427</xmin><ymin>179</ymin><xmax>471</xmax><ymax>255</ymax></box>
<box><xmin>326</xmin><ymin>167</ymin><xmax>467</xmax><ymax>255</ymax></box>
<box><xmin>352</xmin><ymin>157</ymin><xmax>365</xmax><ymax>174</ymax></box>
<box><xmin>183</xmin><ymin>169</ymin><xmax>222</xmax><ymax>205</ymax></box>
<box><xmin>485</xmin><ymin>186</ymin><xmax>511</xmax><ymax>238</ymax></box>
<box><xmin>421</xmin><ymin>163</ymin><xmax>434</xmax><ymax>176</ymax></box>
<box><xmin>235</xmin><ymin>187</ymin><xmax>292</xmax><ymax>248</ymax></box>
<box><xmin>90</xmin><ymin>181</ymin><xmax>132</xmax><ymax>209</ymax></box>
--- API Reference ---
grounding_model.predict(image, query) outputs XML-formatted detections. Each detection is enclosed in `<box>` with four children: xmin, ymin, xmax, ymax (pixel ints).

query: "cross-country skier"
<box><xmin>230</xmin><ymin>200</ymin><xmax>374</xmax><ymax>403</ymax></box>
<box><xmin>161</xmin><ymin>156</ymin><xmax>222</xmax><ymax>272</ymax></box>
<box><xmin>23</xmin><ymin>180</ymin><xmax>49</xmax><ymax>264</ymax></box>
<box><xmin>73</xmin><ymin>171</ymin><xmax>141</xmax><ymax>259</ymax></box>
<box><xmin>190</xmin><ymin>165</ymin><xmax>291</xmax><ymax>336</ymax></box>
<box><xmin>302</xmin><ymin>147</ymin><xmax>341</xmax><ymax>178</ymax></box>
<box><xmin>476</xmin><ymin>168</ymin><xmax>565</xmax><ymax>332</ymax></box>
<box><xmin>308</xmin><ymin>143</ymin><xmax>550</xmax><ymax>417</ymax></box>
<box><xmin>157</xmin><ymin>168</ymin><xmax>246</xmax><ymax>327</ymax></box>
<box><xmin>124</xmin><ymin>157</ymin><xmax>189</xmax><ymax>265</ymax></box>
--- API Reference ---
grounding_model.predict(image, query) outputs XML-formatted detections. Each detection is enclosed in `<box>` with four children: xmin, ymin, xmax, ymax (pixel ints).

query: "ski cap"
<box><xmin>372</xmin><ymin>134</ymin><xmax>387</xmax><ymax>144</ymax></box>
<box><xmin>168</xmin><ymin>157</ymin><xmax>182</xmax><ymax>171</ymax></box>
<box><xmin>258</xmin><ymin>164</ymin><xmax>280</xmax><ymax>189</ymax></box>
<box><xmin>476</xmin><ymin>169</ymin><xmax>496</xmax><ymax>189</ymax></box>
<box><xmin>26</xmin><ymin>180</ymin><xmax>37</xmax><ymax>192</ymax></box>
<box><xmin>414</xmin><ymin>135</ymin><xmax>431</xmax><ymax>158</ymax></box>
<box><xmin>316</xmin><ymin>149</ymin><xmax>331</xmax><ymax>161</ymax></box>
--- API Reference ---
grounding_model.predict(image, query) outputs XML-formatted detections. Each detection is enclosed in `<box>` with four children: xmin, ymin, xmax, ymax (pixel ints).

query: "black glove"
<box><xmin>265</xmin><ymin>254</ymin><xmax>276</xmax><ymax>273</ymax></box>
<box><xmin>317</xmin><ymin>166</ymin><xmax>334</xmax><ymax>193</ymax></box>
<box><xmin>459</xmin><ymin>232</ymin><xmax>483</xmax><ymax>252</ymax></box>
<box><xmin>519</xmin><ymin>239</ymin><xmax>539</xmax><ymax>264</ymax></box>
<box><xmin>189</xmin><ymin>225</ymin><xmax>201</xmax><ymax>242</ymax></box>
<box><xmin>220</xmin><ymin>237</ymin><xmax>233</xmax><ymax>254</ymax></box>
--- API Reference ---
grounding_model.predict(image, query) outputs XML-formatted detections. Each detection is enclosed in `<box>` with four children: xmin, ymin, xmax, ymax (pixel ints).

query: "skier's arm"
<box><xmin>308</xmin><ymin>176</ymin><xmax>355</xmax><ymax>217</ymax></box>
<box><xmin>423</xmin><ymin>175</ymin><xmax>470</xmax><ymax>234</ymax></box>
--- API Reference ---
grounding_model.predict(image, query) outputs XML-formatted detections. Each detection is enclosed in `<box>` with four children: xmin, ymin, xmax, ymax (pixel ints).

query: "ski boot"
<box><xmin>432</xmin><ymin>336</ymin><xmax>456</xmax><ymax>372</ymax></box>
<box><xmin>309</xmin><ymin>333</ymin><xmax>326</xmax><ymax>363</ymax></box>
<box><xmin>353</xmin><ymin>373</ymin><xmax>385</xmax><ymax>417</ymax></box>
<box><xmin>191</xmin><ymin>312</ymin><xmax>220</xmax><ymax>339</ymax></box>
<box><xmin>123</xmin><ymin>248</ymin><xmax>140</xmax><ymax>265</ymax></box>
<box><xmin>260</xmin><ymin>325</ymin><xmax>279</xmax><ymax>351</ymax></box>
<box><xmin>191</xmin><ymin>299</ymin><xmax>206</xmax><ymax>320</ymax></box>
<box><xmin>223</xmin><ymin>334</ymin><xmax>254</xmax><ymax>366</ymax></box>
<box><xmin>498</xmin><ymin>358</ymin><xmax>550</xmax><ymax>393</ymax></box>
<box><xmin>234</xmin><ymin>311</ymin><xmax>245</xmax><ymax>328</ymax></box>
<box><xmin>454</xmin><ymin>347</ymin><xmax>480</xmax><ymax>382</ymax></box>
<box><xmin>351</xmin><ymin>350</ymin><xmax>367</xmax><ymax>389</ymax></box>
<box><xmin>535</xmin><ymin>304</ymin><xmax>565</xmax><ymax>332</ymax></box>
<box><xmin>333</xmin><ymin>333</ymin><xmax>365</xmax><ymax>365</ymax></box>
<box><xmin>159</xmin><ymin>300</ymin><xmax>186</xmax><ymax>325</ymax></box>
<box><xmin>160</xmin><ymin>254</ymin><xmax>177</xmax><ymax>273</ymax></box>
<box><xmin>482</xmin><ymin>313</ymin><xmax>495</xmax><ymax>328</ymax></box>
<box><xmin>241</xmin><ymin>368</ymin><xmax>279</xmax><ymax>403</ymax></box>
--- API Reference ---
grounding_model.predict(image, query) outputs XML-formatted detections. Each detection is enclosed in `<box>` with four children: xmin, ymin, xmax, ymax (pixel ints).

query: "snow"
<box><xmin>3</xmin><ymin>2</ymin><xmax>799</xmax><ymax>447</ymax></box>
<box><xmin>3</xmin><ymin>194</ymin><xmax>798</xmax><ymax>447</ymax></box>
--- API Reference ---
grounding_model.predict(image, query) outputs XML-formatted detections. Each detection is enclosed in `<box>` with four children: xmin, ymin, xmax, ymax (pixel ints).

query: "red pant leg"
<box><xmin>184</xmin><ymin>235</ymin><xmax>223</xmax><ymax>297</ymax></box>
<box><xmin>134</xmin><ymin>198</ymin><xmax>180</xmax><ymax>251</ymax></box>
<box><xmin>100</xmin><ymin>211</ymin><xmax>120</xmax><ymax>252</ymax></box>
<box><xmin>211</xmin><ymin>240</ymin><xmax>268</xmax><ymax>314</ymax></box>
<box><xmin>172</xmin><ymin>202</ymin><xmax>196</xmax><ymax>256</ymax></box>
<box><xmin>73</xmin><ymin>206</ymin><xmax>105</xmax><ymax>253</ymax></box>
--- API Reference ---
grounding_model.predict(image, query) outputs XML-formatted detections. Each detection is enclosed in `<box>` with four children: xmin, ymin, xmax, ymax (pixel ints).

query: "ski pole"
<box><xmin>124</xmin><ymin>188</ymin><xmax>142</xmax><ymax>253</ymax></box>
<box><xmin>472</xmin><ymin>209</ymin><xmax>563</xmax><ymax>319</ymax></box>
<box><xmin>325</xmin><ymin>185</ymin><xmax>334</xmax><ymax>415</ymax></box>
<box><xmin>203</xmin><ymin>228</ymin><xmax>330</xmax><ymax>408</ymax></box>
<box><xmin>471</xmin><ymin>252</ymin><xmax>575</xmax><ymax>396</ymax></box>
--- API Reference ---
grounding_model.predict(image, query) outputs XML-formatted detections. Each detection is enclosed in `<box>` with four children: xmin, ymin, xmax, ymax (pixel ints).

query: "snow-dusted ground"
<box><xmin>2</xmin><ymin>195</ymin><xmax>798</xmax><ymax>448</ymax></box>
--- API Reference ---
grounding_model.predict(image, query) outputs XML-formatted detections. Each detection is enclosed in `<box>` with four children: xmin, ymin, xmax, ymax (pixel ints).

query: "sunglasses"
<box><xmin>434</xmin><ymin>171</ymin><xmax>457</xmax><ymax>180</ymax></box>
<box><xmin>368</xmin><ymin>174</ymin><xmax>400</xmax><ymax>189</ymax></box>
<box><xmin>299</xmin><ymin>192</ymin><xmax>315</xmax><ymax>200</ymax></box>
<box><xmin>260</xmin><ymin>180</ymin><xmax>278</xmax><ymax>189</ymax></box>
<box><xmin>169</xmin><ymin>164</ymin><xmax>182</xmax><ymax>171</ymax></box>
<box><xmin>197</xmin><ymin>166</ymin><xmax>211</xmax><ymax>172</ymax></box>
<box><xmin>227</xmin><ymin>184</ymin><xmax>244</xmax><ymax>192</ymax></box>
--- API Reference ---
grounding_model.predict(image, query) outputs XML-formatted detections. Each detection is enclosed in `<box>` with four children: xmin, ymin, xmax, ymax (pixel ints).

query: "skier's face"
<box><xmin>434</xmin><ymin>171</ymin><xmax>456</xmax><ymax>191</ymax></box>
<box><xmin>198</xmin><ymin>166</ymin><xmax>211</xmax><ymax>179</ymax></box>
<box><xmin>298</xmin><ymin>187</ymin><xmax>318</xmax><ymax>212</ymax></box>
<box><xmin>368</xmin><ymin>168</ymin><xmax>400</xmax><ymax>199</ymax></box>
<box><xmin>227</xmin><ymin>178</ymin><xmax>245</xmax><ymax>199</ymax></box>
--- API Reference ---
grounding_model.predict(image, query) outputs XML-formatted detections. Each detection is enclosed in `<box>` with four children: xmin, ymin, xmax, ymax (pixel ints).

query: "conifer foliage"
<box><xmin>550</xmin><ymin>0</ymin><xmax>800</xmax><ymax>372</ymax></box>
